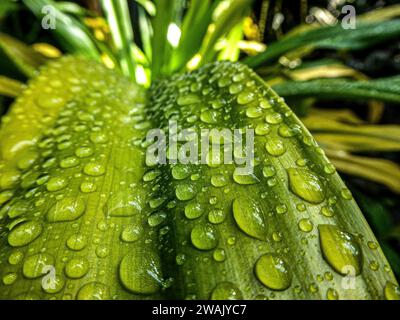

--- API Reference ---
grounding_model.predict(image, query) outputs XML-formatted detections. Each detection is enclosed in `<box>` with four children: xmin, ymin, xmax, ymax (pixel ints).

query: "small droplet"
<box><xmin>148</xmin><ymin>211</ymin><xmax>167</xmax><ymax>227</ymax></box>
<box><xmin>8</xmin><ymin>221</ymin><xmax>42</xmax><ymax>247</ymax></box>
<box><xmin>233</xmin><ymin>168</ymin><xmax>259</xmax><ymax>185</ymax></box>
<box><xmin>65</xmin><ymin>257</ymin><xmax>89</xmax><ymax>278</ymax></box>
<box><xmin>265</xmin><ymin>138</ymin><xmax>286</xmax><ymax>156</ymax></box>
<box><xmin>184</xmin><ymin>202</ymin><xmax>203</xmax><ymax>219</ymax></box>
<box><xmin>23</xmin><ymin>253</ymin><xmax>54</xmax><ymax>278</ymax></box>
<box><xmin>77</xmin><ymin>282</ymin><xmax>110</xmax><ymax>300</ymax></box>
<box><xmin>298</xmin><ymin>218</ymin><xmax>313</xmax><ymax>233</ymax></box>
<box><xmin>318</xmin><ymin>224</ymin><xmax>362</xmax><ymax>276</ymax></box>
<box><xmin>60</xmin><ymin>156</ymin><xmax>80</xmax><ymax>168</ymax></box>
<box><xmin>47</xmin><ymin>198</ymin><xmax>86</xmax><ymax>222</ymax></box>
<box><xmin>233</xmin><ymin>197</ymin><xmax>267</xmax><ymax>241</ymax></box>
<box><xmin>213</xmin><ymin>248</ymin><xmax>226</xmax><ymax>262</ymax></box>
<box><xmin>90</xmin><ymin>131</ymin><xmax>109</xmax><ymax>144</ymax></box>
<box><xmin>2</xmin><ymin>273</ymin><xmax>17</xmax><ymax>285</ymax></box>
<box><xmin>46</xmin><ymin>177</ymin><xmax>68</xmax><ymax>192</ymax></box>
<box><xmin>211</xmin><ymin>282</ymin><xmax>243</xmax><ymax>300</ymax></box>
<box><xmin>75</xmin><ymin>146</ymin><xmax>94</xmax><ymax>158</ymax></box>
<box><xmin>83</xmin><ymin>162</ymin><xmax>105</xmax><ymax>176</ymax></box>
<box><xmin>121</xmin><ymin>224</ymin><xmax>143</xmax><ymax>242</ymax></box>
<box><xmin>211</xmin><ymin>174</ymin><xmax>228</xmax><ymax>188</ymax></box>
<box><xmin>254</xmin><ymin>253</ymin><xmax>292</xmax><ymax>291</ymax></box>
<box><xmin>105</xmin><ymin>191</ymin><xmax>145</xmax><ymax>217</ymax></box>
<box><xmin>66</xmin><ymin>234</ymin><xmax>87</xmax><ymax>251</ymax></box>
<box><xmin>175</xmin><ymin>183</ymin><xmax>197</xmax><ymax>201</ymax></box>
<box><xmin>384</xmin><ymin>281</ymin><xmax>400</xmax><ymax>300</ymax></box>
<box><xmin>237</xmin><ymin>91</ymin><xmax>255</xmax><ymax>104</ymax></box>
<box><xmin>119</xmin><ymin>248</ymin><xmax>162</xmax><ymax>294</ymax></box>
<box><xmin>208</xmin><ymin>209</ymin><xmax>226</xmax><ymax>224</ymax></box>
<box><xmin>80</xmin><ymin>181</ymin><xmax>97</xmax><ymax>193</ymax></box>
<box><xmin>287</xmin><ymin>168</ymin><xmax>325</xmax><ymax>204</ymax></box>
<box><xmin>191</xmin><ymin>224</ymin><xmax>218</xmax><ymax>250</ymax></box>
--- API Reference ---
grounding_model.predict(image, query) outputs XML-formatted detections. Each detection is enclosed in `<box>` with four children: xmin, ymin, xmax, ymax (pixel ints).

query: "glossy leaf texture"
<box><xmin>0</xmin><ymin>57</ymin><xmax>398</xmax><ymax>300</ymax></box>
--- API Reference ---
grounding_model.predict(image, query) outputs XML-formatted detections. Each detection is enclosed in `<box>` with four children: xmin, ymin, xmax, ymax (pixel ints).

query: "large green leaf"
<box><xmin>0</xmin><ymin>57</ymin><xmax>398</xmax><ymax>300</ymax></box>
<box><xmin>0</xmin><ymin>32</ymin><xmax>47</xmax><ymax>78</ymax></box>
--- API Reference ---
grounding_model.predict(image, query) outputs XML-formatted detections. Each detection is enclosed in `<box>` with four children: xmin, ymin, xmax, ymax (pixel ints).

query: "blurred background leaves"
<box><xmin>0</xmin><ymin>0</ymin><xmax>399</xmax><ymax>278</ymax></box>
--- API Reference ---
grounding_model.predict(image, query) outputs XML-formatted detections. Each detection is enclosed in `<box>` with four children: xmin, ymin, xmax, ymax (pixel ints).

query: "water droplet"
<box><xmin>287</xmin><ymin>168</ymin><xmax>325</xmax><ymax>204</ymax></box>
<box><xmin>60</xmin><ymin>156</ymin><xmax>80</xmax><ymax>168</ymax></box>
<box><xmin>211</xmin><ymin>174</ymin><xmax>228</xmax><ymax>188</ymax></box>
<box><xmin>2</xmin><ymin>272</ymin><xmax>17</xmax><ymax>285</ymax></box>
<box><xmin>191</xmin><ymin>224</ymin><xmax>218</xmax><ymax>250</ymax></box>
<box><xmin>42</xmin><ymin>274</ymin><xmax>65</xmax><ymax>294</ymax></box>
<box><xmin>237</xmin><ymin>91</ymin><xmax>255</xmax><ymax>104</ymax></box>
<box><xmin>246</xmin><ymin>107</ymin><xmax>262</xmax><ymax>118</ymax></box>
<box><xmin>321</xmin><ymin>206</ymin><xmax>334</xmax><ymax>217</ymax></box>
<box><xmin>77</xmin><ymin>282</ymin><xmax>110</xmax><ymax>300</ymax></box>
<box><xmin>148</xmin><ymin>211</ymin><xmax>167</xmax><ymax>227</ymax></box>
<box><xmin>175</xmin><ymin>183</ymin><xmax>197</xmax><ymax>201</ymax></box>
<box><xmin>80</xmin><ymin>181</ymin><xmax>97</xmax><ymax>193</ymax></box>
<box><xmin>265</xmin><ymin>112</ymin><xmax>282</xmax><ymax>124</ymax></box>
<box><xmin>119</xmin><ymin>248</ymin><xmax>162</xmax><ymax>294</ymax></box>
<box><xmin>208</xmin><ymin>209</ymin><xmax>225</xmax><ymax>224</ymax></box>
<box><xmin>23</xmin><ymin>253</ymin><xmax>54</xmax><ymax>278</ymax></box>
<box><xmin>177</xmin><ymin>94</ymin><xmax>200</xmax><ymax>106</ymax></box>
<box><xmin>47</xmin><ymin>198</ymin><xmax>86</xmax><ymax>222</ymax></box>
<box><xmin>340</xmin><ymin>188</ymin><xmax>353</xmax><ymax>200</ymax></box>
<box><xmin>275</xmin><ymin>204</ymin><xmax>287</xmax><ymax>214</ymax></box>
<box><xmin>172</xmin><ymin>165</ymin><xmax>191</xmax><ymax>180</ymax></box>
<box><xmin>8</xmin><ymin>220</ymin><xmax>42</xmax><ymax>247</ymax></box>
<box><xmin>36</xmin><ymin>95</ymin><xmax>65</xmax><ymax>109</ymax></box>
<box><xmin>96</xmin><ymin>245</ymin><xmax>109</xmax><ymax>258</ymax></box>
<box><xmin>318</xmin><ymin>224</ymin><xmax>362</xmax><ymax>276</ymax></box>
<box><xmin>46</xmin><ymin>176</ymin><xmax>68</xmax><ymax>192</ymax></box>
<box><xmin>184</xmin><ymin>202</ymin><xmax>203</xmax><ymax>219</ymax></box>
<box><xmin>255</xmin><ymin>123</ymin><xmax>270</xmax><ymax>135</ymax></box>
<box><xmin>8</xmin><ymin>250</ymin><xmax>24</xmax><ymax>265</ymax></box>
<box><xmin>17</xmin><ymin>151</ymin><xmax>39</xmax><ymax>170</ymax></box>
<box><xmin>262</xmin><ymin>165</ymin><xmax>276</xmax><ymax>178</ymax></box>
<box><xmin>90</xmin><ymin>132</ymin><xmax>108</xmax><ymax>144</ymax></box>
<box><xmin>200</xmin><ymin>110</ymin><xmax>218</xmax><ymax>124</ymax></box>
<box><xmin>326</xmin><ymin>288</ymin><xmax>339</xmax><ymax>300</ymax></box>
<box><xmin>175</xmin><ymin>253</ymin><xmax>186</xmax><ymax>266</ymax></box>
<box><xmin>211</xmin><ymin>282</ymin><xmax>243</xmax><ymax>300</ymax></box>
<box><xmin>213</xmin><ymin>248</ymin><xmax>226</xmax><ymax>262</ymax></box>
<box><xmin>384</xmin><ymin>281</ymin><xmax>400</xmax><ymax>300</ymax></box>
<box><xmin>83</xmin><ymin>162</ymin><xmax>105</xmax><ymax>176</ymax></box>
<box><xmin>66</xmin><ymin>234</ymin><xmax>87</xmax><ymax>251</ymax></box>
<box><xmin>105</xmin><ymin>191</ymin><xmax>145</xmax><ymax>217</ymax></box>
<box><xmin>75</xmin><ymin>146</ymin><xmax>94</xmax><ymax>158</ymax></box>
<box><xmin>298</xmin><ymin>218</ymin><xmax>313</xmax><ymax>233</ymax></box>
<box><xmin>233</xmin><ymin>168</ymin><xmax>259</xmax><ymax>185</ymax></box>
<box><xmin>232</xmin><ymin>197</ymin><xmax>266</xmax><ymax>241</ymax></box>
<box><xmin>65</xmin><ymin>257</ymin><xmax>89</xmax><ymax>278</ymax></box>
<box><xmin>254</xmin><ymin>253</ymin><xmax>292</xmax><ymax>291</ymax></box>
<box><xmin>121</xmin><ymin>224</ymin><xmax>143</xmax><ymax>242</ymax></box>
<box><xmin>265</xmin><ymin>138</ymin><xmax>286</xmax><ymax>156</ymax></box>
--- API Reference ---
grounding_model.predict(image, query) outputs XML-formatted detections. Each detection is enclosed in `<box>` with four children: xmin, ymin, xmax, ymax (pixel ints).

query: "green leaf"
<box><xmin>151</xmin><ymin>0</ymin><xmax>185</xmax><ymax>79</ymax></box>
<box><xmin>0</xmin><ymin>32</ymin><xmax>47</xmax><ymax>78</ymax></box>
<box><xmin>196</xmin><ymin>0</ymin><xmax>253</xmax><ymax>67</ymax></box>
<box><xmin>169</xmin><ymin>0</ymin><xmax>214</xmax><ymax>72</ymax></box>
<box><xmin>23</xmin><ymin>0</ymin><xmax>100</xmax><ymax>59</ymax></box>
<box><xmin>0</xmin><ymin>76</ymin><xmax>24</xmax><ymax>98</ymax></box>
<box><xmin>0</xmin><ymin>57</ymin><xmax>397</xmax><ymax>300</ymax></box>
<box><xmin>100</xmin><ymin>0</ymin><xmax>136</xmax><ymax>81</ymax></box>
<box><xmin>272</xmin><ymin>76</ymin><xmax>400</xmax><ymax>104</ymax></box>
<box><xmin>244</xmin><ymin>19</ymin><xmax>400</xmax><ymax>68</ymax></box>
